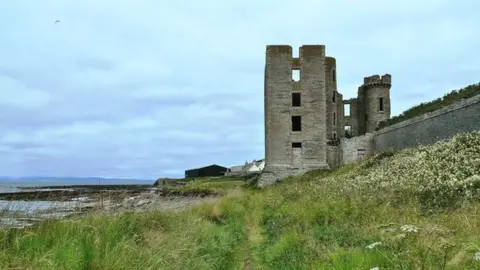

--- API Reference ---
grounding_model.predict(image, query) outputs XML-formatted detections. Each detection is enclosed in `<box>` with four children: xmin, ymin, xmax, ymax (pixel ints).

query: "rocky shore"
<box><xmin>0</xmin><ymin>185</ymin><xmax>218</xmax><ymax>229</ymax></box>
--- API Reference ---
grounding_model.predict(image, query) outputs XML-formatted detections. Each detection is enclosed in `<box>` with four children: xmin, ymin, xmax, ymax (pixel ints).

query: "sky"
<box><xmin>0</xmin><ymin>0</ymin><xmax>479</xmax><ymax>180</ymax></box>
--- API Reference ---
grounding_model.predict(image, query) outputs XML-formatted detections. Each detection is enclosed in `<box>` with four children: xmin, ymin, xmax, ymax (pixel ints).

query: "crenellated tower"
<box><xmin>357</xmin><ymin>74</ymin><xmax>392</xmax><ymax>134</ymax></box>
<box><xmin>259</xmin><ymin>44</ymin><xmax>392</xmax><ymax>187</ymax></box>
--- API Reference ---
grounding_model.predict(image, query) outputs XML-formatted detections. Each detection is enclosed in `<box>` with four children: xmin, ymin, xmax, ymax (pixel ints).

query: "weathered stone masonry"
<box><xmin>258</xmin><ymin>44</ymin><xmax>480</xmax><ymax>188</ymax></box>
<box><xmin>258</xmin><ymin>44</ymin><xmax>392</xmax><ymax>187</ymax></box>
<box><xmin>373</xmin><ymin>93</ymin><xmax>480</xmax><ymax>152</ymax></box>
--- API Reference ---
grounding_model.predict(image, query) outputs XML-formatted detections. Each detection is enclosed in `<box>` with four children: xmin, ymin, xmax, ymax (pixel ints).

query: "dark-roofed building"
<box><xmin>185</xmin><ymin>164</ymin><xmax>228</xmax><ymax>178</ymax></box>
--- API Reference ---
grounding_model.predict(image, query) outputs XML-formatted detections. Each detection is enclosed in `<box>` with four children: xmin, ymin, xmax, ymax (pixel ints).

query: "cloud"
<box><xmin>0</xmin><ymin>0</ymin><xmax>478</xmax><ymax>179</ymax></box>
<box><xmin>0</xmin><ymin>76</ymin><xmax>51</xmax><ymax>109</ymax></box>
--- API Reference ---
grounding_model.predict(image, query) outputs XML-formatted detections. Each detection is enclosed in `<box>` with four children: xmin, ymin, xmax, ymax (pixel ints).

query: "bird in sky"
<box><xmin>54</xmin><ymin>20</ymin><xmax>60</xmax><ymax>24</ymax></box>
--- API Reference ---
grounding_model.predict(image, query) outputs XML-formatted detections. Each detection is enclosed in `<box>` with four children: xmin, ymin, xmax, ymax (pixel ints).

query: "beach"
<box><xmin>0</xmin><ymin>182</ymin><xmax>216</xmax><ymax>229</ymax></box>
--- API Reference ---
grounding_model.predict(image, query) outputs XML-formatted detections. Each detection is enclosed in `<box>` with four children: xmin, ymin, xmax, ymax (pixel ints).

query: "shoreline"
<box><xmin>0</xmin><ymin>184</ymin><xmax>219</xmax><ymax>229</ymax></box>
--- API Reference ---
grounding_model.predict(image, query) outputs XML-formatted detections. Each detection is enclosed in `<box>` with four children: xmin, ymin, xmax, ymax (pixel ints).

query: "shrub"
<box><xmin>322</xmin><ymin>131</ymin><xmax>480</xmax><ymax>211</ymax></box>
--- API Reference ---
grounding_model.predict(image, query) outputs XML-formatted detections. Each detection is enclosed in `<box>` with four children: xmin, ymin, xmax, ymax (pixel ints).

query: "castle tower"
<box><xmin>326</xmin><ymin>57</ymin><xmax>339</xmax><ymax>141</ymax></box>
<box><xmin>358</xmin><ymin>74</ymin><xmax>392</xmax><ymax>133</ymax></box>
<box><xmin>258</xmin><ymin>45</ymin><xmax>330</xmax><ymax>187</ymax></box>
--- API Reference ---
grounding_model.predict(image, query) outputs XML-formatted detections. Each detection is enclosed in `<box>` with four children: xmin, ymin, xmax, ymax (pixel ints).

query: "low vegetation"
<box><xmin>1</xmin><ymin>131</ymin><xmax>480</xmax><ymax>269</ymax></box>
<box><xmin>377</xmin><ymin>83</ymin><xmax>480</xmax><ymax>130</ymax></box>
<box><xmin>161</xmin><ymin>176</ymin><xmax>246</xmax><ymax>196</ymax></box>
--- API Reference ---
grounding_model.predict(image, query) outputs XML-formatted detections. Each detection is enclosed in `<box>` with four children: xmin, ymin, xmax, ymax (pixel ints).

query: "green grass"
<box><xmin>1</xmin><ymin>131</ymin><xmax>480</xmax><ymax>269</ymax></box>
<box><xmin>161</xmin><ymin>176</ymin><xmax>247</xmax><ymax>196</ymax></box>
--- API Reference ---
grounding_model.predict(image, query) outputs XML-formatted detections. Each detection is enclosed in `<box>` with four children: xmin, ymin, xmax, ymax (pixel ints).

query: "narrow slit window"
<box><xmin>344</xmin><ymin>104</ymin><xmax>351</xmax><ymax>116</ymax></box>
<box><xmin>379</xmin><ymin>97</ymin><xmax>384</xmax><ymax>111</ymax></box>
<box><xmin>332</xmin><ymin>69</ymin><xmax>336</xmax><ymax>82</ymax></box>
<box><xmin>332</xmin><ymin>91</ymin><xmax>336</xmax><ymax>103</ymax></box>
<box><xmin>292</xmin><ymin>142</ymin><xmax>302</xmax><ymax>148</ymax></box>
<box><xmin>333</xmin><ymin>133</ymin><xmax>337</xmax><ymax>140</ymax></box>
<box><xmin>333</xmin><ymin>112</ymin><xmax>336</xmax><ymax>126</ymax></box>
<box><xmin>292</xmin><ymin>69</ymin><xmax>300</xmax><ymax>82</ymax></box>
<box><xmin>292</xmin><ymin>93</ymin><xmax>301</xmax><ymax>107</ymax></box>
<box><xmin>291</xmin><ymin>116</ymin><xmax>302</xmax><ymax>131</ymax></box>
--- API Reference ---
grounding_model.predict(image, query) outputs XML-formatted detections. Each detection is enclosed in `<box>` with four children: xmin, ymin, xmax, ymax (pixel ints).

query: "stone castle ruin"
<box><xmin>258</xmin><ymin>45</ymin><xmax>392</xmax><ymax>187</ymax></box>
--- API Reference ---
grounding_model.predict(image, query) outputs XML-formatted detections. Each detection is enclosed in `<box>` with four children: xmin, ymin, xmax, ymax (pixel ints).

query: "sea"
<box><xmin>0</xmin><ymin>177</ymin><xmax>155</xmax><ymax>228</ymax></box>
<box><xmin>0</xmin><ymin>177</ymin><xmax>155</xmax><ymax>193</ymax></box>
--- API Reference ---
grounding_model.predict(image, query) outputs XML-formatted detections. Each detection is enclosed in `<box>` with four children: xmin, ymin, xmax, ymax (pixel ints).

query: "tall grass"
<box><xmin>1</xmin><ymin>131</ymin><xmax>480</xmax><ymax>269</ymax></box>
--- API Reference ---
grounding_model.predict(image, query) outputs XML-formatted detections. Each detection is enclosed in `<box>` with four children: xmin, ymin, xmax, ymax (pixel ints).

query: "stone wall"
<box><xmin>336</xmin><ymin>92</ymin><xmax>345</xmax><ymax>138</ymax></box>
<box><xmin>341</xmin><ymin>133</ymin><xmax>374</xmax><ymax>166</ymax></box>
<box><xmin>263</xmin><ymin>45</ymin><xmax>293</xmax><ymax>170</ymax></box>
<box><xmin>342</xmin><ymin>98</ymin><xmax>359</xmax><ymax>137</ymax></box>
<box><xmin>373</xmin><ymin>94</ymin><xmax>480</xmax><ymax>152</ymax></box>
<box><xmin>360</xmin><ymin>74</ymin><xmax>392</xmax><ymax>133</ymax></box>
<box><xmin>326</xmin><ymin>145</ymin><xmax>341</xmax><ymax>169</ymax></box>
<box><xmin>326</xmin><ymin>57</ymin><xmax>338</xmax><ymax>140</ymax></box>
<box><xmin>262</xmin><ymin>45</ymin><xmax>330</xmax><ymax>188</ymax></box>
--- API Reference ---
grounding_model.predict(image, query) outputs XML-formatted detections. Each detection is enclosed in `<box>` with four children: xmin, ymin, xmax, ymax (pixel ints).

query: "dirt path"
<box><xmin>242</xmin><ymin>194</ymin><xmax>263</xmax><ymax>270</ymax></box>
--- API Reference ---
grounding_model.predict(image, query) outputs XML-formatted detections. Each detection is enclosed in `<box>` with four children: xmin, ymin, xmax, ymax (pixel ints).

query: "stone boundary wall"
<box><xmin>326</xmin><ymin>146</ymin><xmax>341</xmax><ymax>169</ymax></box>
<box><xmin>341</xmin><ymin>133</ymin><xmax>374</xmax><ymax>166</ymax></box>
<box><xmin>373</xmin><ymin>94</ymin><xmax>480</xmax><ymax>153</ymax></box>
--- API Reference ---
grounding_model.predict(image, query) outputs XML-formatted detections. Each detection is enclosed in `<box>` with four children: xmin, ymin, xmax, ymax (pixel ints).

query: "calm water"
<box><xmin>0</xmin><ymin>184</ymin><xmax>22</xmax><ymax>193</ymax></box>
<box><xmin>0</xmin><ymin>178</ymin><xmax>154</xmax><ymax>193</ymax></box>
<box><xmin>0</xmin><ymin>178</ymin><xmax>154</xmax><ymax>228</ymax></box>
<box><xmin>0</xmin><ymin>181</ymin><xmax>66</xmax><ymax>193</ymax></box>
<box><xmin>0</xmin><ymin>199</ymin><xmax>96</xmax><ymax>229</ymax></box>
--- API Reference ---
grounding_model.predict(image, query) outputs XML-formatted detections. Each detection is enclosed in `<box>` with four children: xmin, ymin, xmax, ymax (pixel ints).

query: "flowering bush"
<box><xmin>316</xmin><ymin>131</ymin><xmax>480</xmax><ymax>210</ymax></box>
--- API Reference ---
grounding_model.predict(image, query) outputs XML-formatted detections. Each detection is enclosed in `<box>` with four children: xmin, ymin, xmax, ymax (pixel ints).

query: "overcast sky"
<box><xmin>0</xmin><ymin>0</ymin><xmax>478</xmax><ymax>179</ymax></box>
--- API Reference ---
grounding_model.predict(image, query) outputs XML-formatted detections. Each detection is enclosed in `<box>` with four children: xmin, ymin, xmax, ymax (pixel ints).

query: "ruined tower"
<box><xmin>257</xmin><ymin>44</ymin><xmax>392</xmax><ymax>188</ymax></box>
<box><xmin>326</xmin><ymin>57</ymin><xmax>340</xmax><ymax>141</ymax></box>
<box><xmin>357</xmin><ymin>74</ymin><xmax>392</xmax><ymax>134</ymax></box>
<box><xmin>258</xmin><ymin>45</ymin><xmax>331</xmax><ymax>187</ymax></box>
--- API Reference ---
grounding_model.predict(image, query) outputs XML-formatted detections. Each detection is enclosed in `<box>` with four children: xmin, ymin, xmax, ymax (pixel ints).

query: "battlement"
<box><xmin>266</xmin><ymin>45</ymin><xmax>326</xmax><ymax>58</ymax></box>
<box><xmin>266</xmin><ymin>45</ymin><xmax>292</xmax><ymax>57</ymax></box>
<box><xmin>326</xmin><ymin>56</ymin><xmax>336</xmax><ymax>64</ymax></box>
<box><xmin>326</xmin><ymin>57</ymin><xmax>336</xmax><ymax>69</ymax></box>
<box><xmin>300</xmin><ymin>45</ymin><xmax>325</xmax><ymax>57</ymax></box>
<box><xmin>362</xmin><ymin>74</ymin><xmax>392</xmax><ymax>89</ymax></box>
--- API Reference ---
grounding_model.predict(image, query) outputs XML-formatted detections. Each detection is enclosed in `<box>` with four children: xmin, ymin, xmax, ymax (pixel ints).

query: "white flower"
<box><xmin>370</xmin><ymin>267</ymin><xmax>380</xmax><ymax>270</ymax></box>
<box><xmin>400</xmin><ymin>225</ymin><xmax>419</xmax><ymax>233</ymax></box>
<box><xmin>366</xmin><ymin>242</ymin><xmax>382</xmax><ymax>249</ymax></box>
<box><xmin>473</xmin><ymin>250</ymin><xmax>480</xmax><ymax>261</ymax></box>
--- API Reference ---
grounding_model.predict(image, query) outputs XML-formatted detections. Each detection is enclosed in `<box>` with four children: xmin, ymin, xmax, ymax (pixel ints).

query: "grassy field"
<box><xmin>160</xmin><ymin>176</ymin><xmax>248</xmax><ymax>196</ymax></box>
<box><xmin>1</xmin><ymin>131</ymin><xmax>480</xmax><ymax>269</ymax></box>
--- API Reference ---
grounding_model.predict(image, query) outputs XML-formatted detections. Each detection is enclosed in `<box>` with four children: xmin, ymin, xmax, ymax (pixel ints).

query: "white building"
<box><xmin>246</xmin><ymin>159</ymin><xmax>265</xmax><ymax>174</ymax></box>
<box><xmin>225</xmin><ymin>159</ymin><xmax>265</xmax><ymax>176</ymax></box>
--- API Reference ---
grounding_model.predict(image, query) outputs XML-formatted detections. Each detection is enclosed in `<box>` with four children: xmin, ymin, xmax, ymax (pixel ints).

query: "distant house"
<box><xmin>225</xmin><ymin>158</ymin><xmax>265</xmax><ymax>177</ymax></box>
<box><xmin>225</xmin><ymin>165</ymin><xmax>246</xmax><ymax>176</ymax></box>
<box><xmin>246</xmin><ymin>159</ymin><xmax>265</xmax><ymax>174</ymax></box>
<box><xmin>185</xmin><ymin>164</ymin><xmax>228</xmax><ymax>178</ymax></box>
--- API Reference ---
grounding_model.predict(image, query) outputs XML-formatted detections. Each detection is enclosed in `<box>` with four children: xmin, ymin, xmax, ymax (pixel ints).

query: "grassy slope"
<box><xmin>161</xmin><ymin>176</ymin><xmax>247</xmax><ymax>196</ymax></box>
<box><xmin>1</xmin><ymin>131</ymin><xmax>480</xmax><ymax>269</ymax></box>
